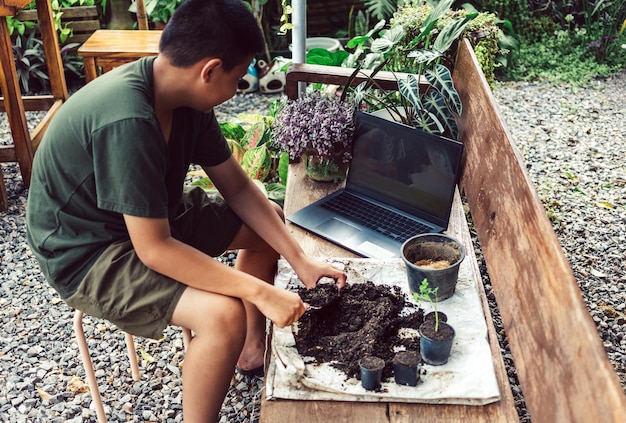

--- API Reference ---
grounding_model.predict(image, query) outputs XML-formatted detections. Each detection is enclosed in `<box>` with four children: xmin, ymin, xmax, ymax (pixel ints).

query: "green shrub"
<box><xmin>504</xmin><ymin>28</ymin><xmax>625</xmax><ymax>85</ymax></box>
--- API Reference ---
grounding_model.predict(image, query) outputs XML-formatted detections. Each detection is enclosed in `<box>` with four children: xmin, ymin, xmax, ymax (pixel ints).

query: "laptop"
<box><xmin>286</xmin><ymin>111</ymin><xmax>464</xmax><ymax>259</ymax></box>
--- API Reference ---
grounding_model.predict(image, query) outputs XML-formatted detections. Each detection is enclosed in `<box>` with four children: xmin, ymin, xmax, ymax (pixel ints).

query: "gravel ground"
<box><xmin>1</xmin><ymin>73</ymin><xmax>624</xmax><ymax>422</ymax></box>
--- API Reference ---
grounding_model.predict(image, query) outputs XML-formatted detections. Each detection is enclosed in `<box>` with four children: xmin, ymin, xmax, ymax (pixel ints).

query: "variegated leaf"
<box><xmin>407</xmin><ymin>49</ymin><xmax>442</xmax><ymax>64</ymax></box>
<box><xmin>226</xmin><ymin>138</ymin><xmax>245</xmax><ymax>163</ymax></box>
<box><xmin>422</xmin><ymin>91</ymin><xmax>459</xmax><ymax>138</ymax></box>
<box><xmin>425</xmin><ymin>64</ymin><xmax>462</xmax><ymax>116</ymax></box>
<box><xmin>398</xmin><ymin>75</ymin><xmax>423</xmax><ymax>111</ymax></box>
<box><xmin>241</xmin><ymin>145</ymin><xmax>271</xmax><ymax>181</ymax></box>
<box><xmin>242</xmin><ymin>121</ymin><xmax>269</xmax><ymax>148</ymax></box>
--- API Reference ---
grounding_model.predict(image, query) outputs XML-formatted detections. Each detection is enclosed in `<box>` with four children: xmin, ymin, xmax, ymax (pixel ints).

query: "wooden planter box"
<box><xmin>271</xmin><ymin>40</ymin><xmax>626</xmax><ymax>422</ymax></box>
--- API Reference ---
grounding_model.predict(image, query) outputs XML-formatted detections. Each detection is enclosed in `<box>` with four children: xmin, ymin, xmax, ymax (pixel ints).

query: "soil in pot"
<box><xmin>402</xmin><ymin>234</ymin><xmax>465</xmax><ymax>301</ymax></box>
<box><xmin>359</xmin><ymin>355</ymin><xmax>385</xmax><ymax>390</ymax></box>
<box><xmin>393</xmin><ymin>350</ymin><xmax>420</xmax><ymax>386</ymax></box>
<box><xmin>419</xmin><ymin>319</ymin><xmax>455</xmax><ymax>366</ymax></box>
<box><xmin>296</xmin><ymin>281</ymin><xmax>423</xmax><ymax>381</ymax></box>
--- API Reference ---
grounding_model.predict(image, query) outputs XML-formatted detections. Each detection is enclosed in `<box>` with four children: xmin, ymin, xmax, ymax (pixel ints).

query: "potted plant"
<box><xmin>413</xmin><ymin>279</ymin><xmax>455</xmax><ymax>366</ymax></box>
<box><xmin>271</xmin><ymin>91</ymin><xmax>357</xmax><ymax>183</ymax></box>
<box><xmin>401</xmin><ymin>233</ymin><xmax>465</xmax><ymax>301</ymax></box>
<box><xmin>340</xmin><ymin>0</ymin><xmax>476</xmax><ymax>140</ymax></box>
<box><xmin>190</xmin><ymin>112</ymin><xmax>288</xmax><ymax>205</ymax></box>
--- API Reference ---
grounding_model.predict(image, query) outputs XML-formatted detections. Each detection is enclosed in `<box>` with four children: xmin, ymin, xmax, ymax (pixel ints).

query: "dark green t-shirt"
<box><xmin>26</xmin><ymin>56</ymin><xmax>231</xmax><ymax>298</ymax></box>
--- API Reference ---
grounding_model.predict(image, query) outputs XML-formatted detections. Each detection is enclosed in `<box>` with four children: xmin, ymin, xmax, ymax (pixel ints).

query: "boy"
<box><xmin>26</xmin><ymin>0</ymin><xmax>346</xmax><ymax>421</ymax></box>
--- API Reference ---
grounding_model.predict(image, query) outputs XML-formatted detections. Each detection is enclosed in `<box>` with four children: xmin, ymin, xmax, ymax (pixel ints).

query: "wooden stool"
<box><xmin>78</xmin><ymin>30</ymin><xmax>162</xmax><ymax>82</ymax></box>
<box><xmin>74</xmin><ymin>309</ymin><xmax>192</xmax><ymax>423</ymax></box>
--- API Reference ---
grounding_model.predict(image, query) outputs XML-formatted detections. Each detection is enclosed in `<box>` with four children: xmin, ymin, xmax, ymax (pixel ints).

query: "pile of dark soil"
<box><xmin>296</xmin><ymin>281</ymin><xmax>424</xmax><ymax>380</ymax></box>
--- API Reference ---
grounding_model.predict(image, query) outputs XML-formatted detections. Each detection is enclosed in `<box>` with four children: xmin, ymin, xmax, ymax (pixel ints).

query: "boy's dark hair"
<box><xmin>159</xmin><ymin>0</ymin><xmax>264</xmax><ymax>71</ymax></box>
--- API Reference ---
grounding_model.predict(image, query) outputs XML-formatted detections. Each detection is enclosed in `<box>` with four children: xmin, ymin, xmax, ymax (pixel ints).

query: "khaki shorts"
<box><xmin>65</xmin><ymin>187</ymin><xmax>242</xmax><ymax>339</ymax></box>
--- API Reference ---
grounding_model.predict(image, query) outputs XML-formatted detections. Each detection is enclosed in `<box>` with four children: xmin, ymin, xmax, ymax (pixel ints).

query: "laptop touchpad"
<box><xmin>316</xmin><ymin>218</ymin><xmax>361</xmax><ymax>240</ymax></box>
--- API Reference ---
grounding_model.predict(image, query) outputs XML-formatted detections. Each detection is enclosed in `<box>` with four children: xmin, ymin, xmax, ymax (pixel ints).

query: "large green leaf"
<box><xmin>413</xmin><ymin>108</ymin><xmax>445</xmax><ymax>134</ymax></box>
<box><xmin>306</xmin><ymin>48</ymin><xmax>349</xmax><ymax>66</ymax></box>
<box><xmin>226</xmin><ymin>139</ymin><xmax>246</xmax><ymax>163</ymax></box>
<box><xmin>371</xmin><ymin>25</ymin><xmax>405</xmax><ymax>54</ymax></box>
<box><xmin>277</xmin><ymin>151</ymin><xmax>289</xmax><ymax>186</ymax></box>
<box><xmin>424</xmin><ymin>64</ymin><xmax>462</xmax><ymax>116</ymax></box>
<box><xmin>421</xmin><ymin>91</ymin><xmax>459</xmax><ymax>138</ymax></box>
<box><xmin>419</xmin><ymin>0</ymin><xmax>454</xmax><ymax>33</ymax></box>
<box><xmin>241</xmin><ymin>145</ymin><xmax>271</xmax><ymax>181</ymax></box>
<box><xmin>398</xmin><ymin>74</ymin><xmax>422</xmax><ymax>111</ymax></box>
<box><xmin>220</xmin><ymin>122</ymin><xmax>246</xmax><ymax>141</ymax></box>
<box><xmin>242</xmin><ymin>120</ymin><xmax>271</xmax><ymax>148</ymax></box>
<box><xmin>361</xmin><ymin>0</ymin><xmax>396</xmax><ymax>20</ymax></box>
<box><xmin>406</xmin><ymin>49</ymin><xmax>442</xmax><ymax>64</ymax></box>
<box><xmin>266</xmin><ymin>183</ymin><xmax>286</xmax><ymax>201</ymax></box>
<box><xmin>432</xmin><ymin>13</ymin><xmax>477</xmax><ymax>53</ymax></box>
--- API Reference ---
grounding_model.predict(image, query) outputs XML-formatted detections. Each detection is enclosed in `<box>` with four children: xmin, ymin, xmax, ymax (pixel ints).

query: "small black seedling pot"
<box><xmin>392</xmin><ymin>350</ymin><xmax>420</xmax><ymax>386</ymax></box>
<box><xmin>359</xmin><ymin>355</ymin><xmax>385</xmax><ymax>391</ymax></box>
<box><xmin>419</xmin><ymin>319</ymin><xmax>455</xmax><ymax>365</ymax></box>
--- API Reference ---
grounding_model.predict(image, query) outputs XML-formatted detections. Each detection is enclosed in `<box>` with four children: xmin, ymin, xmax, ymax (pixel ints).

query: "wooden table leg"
<box><xmin>83</xmin><ymin>57</ymin><xmax>98</xmax><ymax>83</ymax></box>
<box><xmin>0</xmin><ymin>18</ymin><xmax>34</xmax><ymax>190</ymax></box>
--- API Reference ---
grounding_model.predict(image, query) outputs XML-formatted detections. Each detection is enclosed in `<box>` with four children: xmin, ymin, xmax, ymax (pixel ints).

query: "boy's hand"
<box><xmin>292</xmin><ymin>257</ymin><xmax>347</xmax><ymax>290</ymax></box>
<box><xmin>254</xmin><ymin>286</ymin><xmax>307</xmax><ymax>328</ymax></box>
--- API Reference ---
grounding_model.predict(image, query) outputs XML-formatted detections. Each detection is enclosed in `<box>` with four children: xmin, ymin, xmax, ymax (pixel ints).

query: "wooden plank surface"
<box><xmin>77</xmin><ymin>30</ymin><xmax>161</xmax><ymax>57</ymax></box>
<box><xmin>260</xmin><ymin>162</ymin><xmax>518</xmax><ymax>422</ymax></box>
<box><xmin>453</xmin><ymin>39</ymin><xmax>626</xmax><ymax>422</ymax></box>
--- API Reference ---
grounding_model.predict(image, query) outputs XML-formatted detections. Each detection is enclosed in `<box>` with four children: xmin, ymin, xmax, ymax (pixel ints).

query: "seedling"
<box><xmin>413</xmin><ymin>278</ymin><xmax>441</xmax><ymax>332</ymax></box>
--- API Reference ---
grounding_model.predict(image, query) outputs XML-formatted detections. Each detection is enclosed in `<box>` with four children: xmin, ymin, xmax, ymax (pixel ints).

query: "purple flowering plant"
<box><xmin>272</xmin><ymin>91</ymin><xmax>357</xmax><ymax>163</ymax></box>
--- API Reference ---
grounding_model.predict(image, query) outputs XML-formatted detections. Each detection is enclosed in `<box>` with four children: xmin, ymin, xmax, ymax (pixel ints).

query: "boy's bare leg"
<box><xmin>230</xmin><ymin>202</ymin><xmax>283</xmax><ymax>372</ymax></box>
<box><xmin>170</xmin><ymin>287</ymin><xmax>247</xmax><ymax>423</ymax></box>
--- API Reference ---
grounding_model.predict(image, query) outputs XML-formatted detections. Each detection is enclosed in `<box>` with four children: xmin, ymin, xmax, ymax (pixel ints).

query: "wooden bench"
<box><xmin>260</xmin><ymin>39</ymin><xmax>626</xmax><ymax>422</ymax></box>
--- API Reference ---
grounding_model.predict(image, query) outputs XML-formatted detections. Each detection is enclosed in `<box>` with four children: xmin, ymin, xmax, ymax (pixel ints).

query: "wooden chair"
<box><xmin>0</xmin><ymin>0</ymin><xmax>69</xmax><ymax>210</ymax></box>
<box><xmin>77</xmin><ymin>0</ymin><xmax>161</xmax><ymax>82</ymax></box>
<box><xmin>74</xmin><ymin>309</ymin><xmax>193</xmax><ymax>423</ymax></box>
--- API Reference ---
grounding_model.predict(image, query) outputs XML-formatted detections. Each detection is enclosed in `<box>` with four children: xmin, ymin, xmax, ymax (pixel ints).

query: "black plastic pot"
<box><xmin>401</xmin><ymin>233</ymin><xmax>465</xmax><ymax>301</ymax></box>
<box><xmin>392</xmin><ymin>351</ymin><xmax>420</xmax><ymax>386</ymax></box>
<box><xmin>419</xmin><ymin>320</ymin><xmax>455</xmax><ymax>366</ymax></box>
<box><xmin>359</xmin><ymin>356</ymin><xmax>385</xmax><ymax>391</ymax></box>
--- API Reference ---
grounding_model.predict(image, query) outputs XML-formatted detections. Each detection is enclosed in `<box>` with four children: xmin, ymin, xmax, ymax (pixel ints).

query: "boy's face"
<box><xmin>201</xmin><ymin>56</ymin><xmax>253</xmax><ymax>111</ymax></box>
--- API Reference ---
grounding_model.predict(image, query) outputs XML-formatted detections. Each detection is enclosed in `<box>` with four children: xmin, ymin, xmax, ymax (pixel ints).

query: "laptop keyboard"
<box><xmin>320</xmin><ymin>193</ymin><xmax>431</xmax><ymax>242</ymax></box>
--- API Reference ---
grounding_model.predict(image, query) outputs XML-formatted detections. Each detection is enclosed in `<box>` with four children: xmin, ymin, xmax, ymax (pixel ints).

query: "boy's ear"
<box><xmin>201</xmin><ymin>58</ymin><xmax>223</xmax><ymax>82</ymax></box>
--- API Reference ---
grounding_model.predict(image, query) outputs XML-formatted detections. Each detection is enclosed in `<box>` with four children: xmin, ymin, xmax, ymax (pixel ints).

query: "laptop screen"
<box><xmin>347</xmin><ymin>112</ymin><xmax>463</xmax><ymax>226</ymax></box>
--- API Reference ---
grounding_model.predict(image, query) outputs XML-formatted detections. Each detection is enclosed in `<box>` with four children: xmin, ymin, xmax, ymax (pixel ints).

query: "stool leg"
<box><xmin>124</xmin><ymin>333</ymin><xmax>141</xmax><ymax>381</ymax></box>
<box><xmin>73</xmin><ymin>309</ymin><xmax>107</xmax><ymax>423</ymax></box>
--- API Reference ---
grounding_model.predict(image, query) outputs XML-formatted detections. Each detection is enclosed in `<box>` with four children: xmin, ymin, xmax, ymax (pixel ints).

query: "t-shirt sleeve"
<box><xmin>191</xmin><ymin>111</ymin><xmax>232</xmax><ymax>167</ymax></box>
<box><xmin>91</xmin><ymin>118</ymin><xmax>169</xmax><ymax>218</ymax></box>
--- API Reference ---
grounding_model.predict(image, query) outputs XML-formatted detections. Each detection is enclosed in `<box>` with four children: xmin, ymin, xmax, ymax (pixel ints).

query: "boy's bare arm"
<box><xmin>123</xmin><ymin>213</ymin><xmax>305</xmax><ymax>327</ymax></box>
<box><xmin>204</xmin><ymin>157</ymin><xmax>347</xmax><ymax>289</ymax></box>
